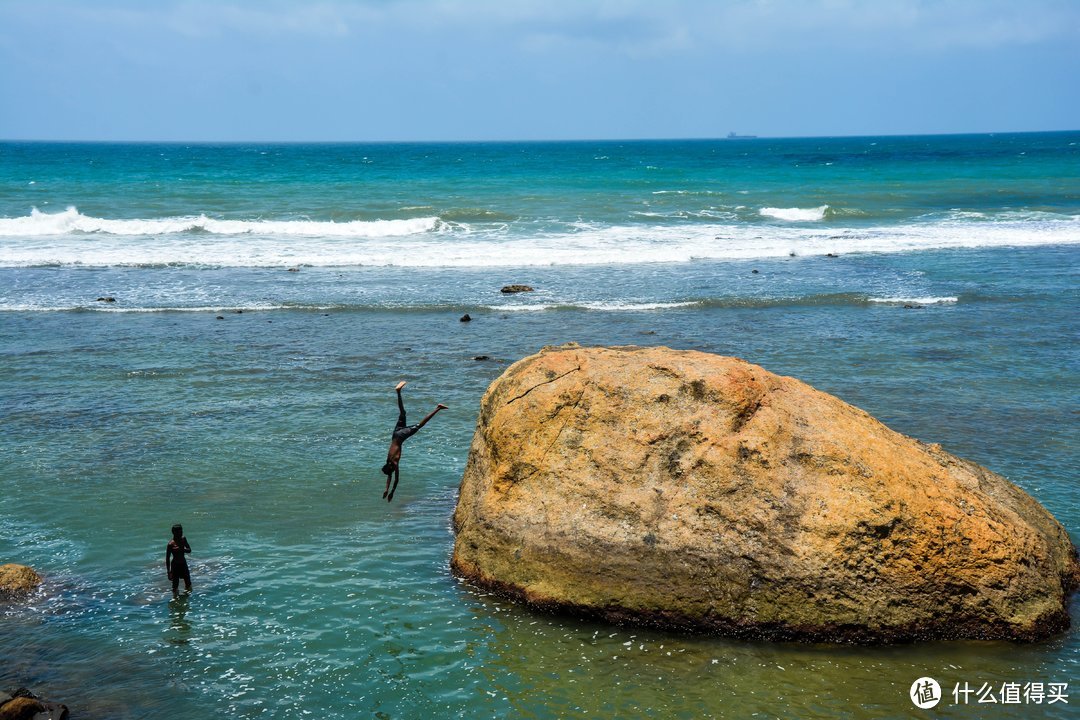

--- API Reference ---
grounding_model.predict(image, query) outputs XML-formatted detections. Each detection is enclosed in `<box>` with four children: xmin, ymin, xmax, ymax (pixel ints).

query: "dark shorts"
<box><xmin>171</xmin><ymin>563</ymin><xmax>190</xmax><ymax>588</ymax></box>
<box><xmin>392</xmin><ymin>424</ymin><xmax>420</xmax><ymax>444</ymax></box>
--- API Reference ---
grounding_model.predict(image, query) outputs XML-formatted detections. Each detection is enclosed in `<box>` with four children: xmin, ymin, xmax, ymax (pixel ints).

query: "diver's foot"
<box><xmin>382</xmin><ymin>490</ymin><xmax>388</xmax><ymax>499</ymax></box>
<box><xmin>437</xmin><ymin>403</ymin><xmax>448</xmax><ymax>409</ymax></box>
<box><xmin>396</xmin><ymin>381</ymin><xmax>407</xmax><ymax>391</ymax></box>
<box><xmin>387</xmin><ymin>492</ymin><xmax>394</xmax><ymax>502</ymax></box>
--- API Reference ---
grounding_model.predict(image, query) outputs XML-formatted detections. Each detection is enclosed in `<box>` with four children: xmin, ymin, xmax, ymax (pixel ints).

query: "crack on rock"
<box><xmin>505</xmin><ymin>366</ymin><xmax>581</xmax><ymax>405</ymax></box>
<box><xmin>532</xmin><ymin>387</ymin><xmax>586</xmax><ymax>475</ymax></box>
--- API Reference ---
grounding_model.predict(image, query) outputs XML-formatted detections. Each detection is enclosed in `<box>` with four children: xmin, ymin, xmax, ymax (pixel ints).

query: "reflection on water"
<box><xmin>166</xmin><ymin>595</ymin><xmax>192</xmax><ymax>645</ymax></box>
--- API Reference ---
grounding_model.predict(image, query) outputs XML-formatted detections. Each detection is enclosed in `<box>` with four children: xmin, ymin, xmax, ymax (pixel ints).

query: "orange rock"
<box><xmin>0</xmin><ymin>697</ymin><xmax>45</xmax><ymax>720</ymax></box>
<box><xmin>451</xmin><ymin>344</ymin><xmax>1079</xmax><ymax>642</ymax></box>
<box><xmin>0</xmin><ymin>564</ymin><xmax>42</xmax><ymax>597</ymax></box>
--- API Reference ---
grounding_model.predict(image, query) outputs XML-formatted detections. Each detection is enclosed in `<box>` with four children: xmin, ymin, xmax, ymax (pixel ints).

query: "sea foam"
<box><xmin>0</xmin><ymin>208</ymin><xmax>1077</xmax><ymax>269</ymax></box>
<box><xmin>0</xmin><ymin>207</ymin><xmax>445</xmax><ymax>238</ymax></box>
<box><xmin>759</xmin><ymin>206</ymin><xmax>829</xmax><ymax>222</ymax></box>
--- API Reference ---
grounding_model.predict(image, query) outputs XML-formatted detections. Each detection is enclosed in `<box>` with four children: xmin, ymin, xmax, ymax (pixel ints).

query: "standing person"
<box><xmin>382</xmin><ymin>381</ymin><xmax>447</xmax><ymax>502</ymax></box>
<box><xmin>166</xmin><ymin>523</ymin><xmax>192</xmax><ymax>597</ymax></box>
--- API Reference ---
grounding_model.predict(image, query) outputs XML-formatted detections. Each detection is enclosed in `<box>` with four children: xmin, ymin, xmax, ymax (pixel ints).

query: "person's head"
<box><xmin>172</xmin><ymin>524</ymin><xmax>184</xmax><ymax>540</ymax></box>
<box><xmin>381</xmin><ymin>462</ymin><xmax>396</xmax><ymax>477</ymax></box>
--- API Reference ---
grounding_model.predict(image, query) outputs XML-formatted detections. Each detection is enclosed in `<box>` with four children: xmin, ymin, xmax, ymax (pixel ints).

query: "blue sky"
<box><xmin>0</xmin><ymin>0</ymin><xmax>1077</xmax><ymax>141</ymax></box>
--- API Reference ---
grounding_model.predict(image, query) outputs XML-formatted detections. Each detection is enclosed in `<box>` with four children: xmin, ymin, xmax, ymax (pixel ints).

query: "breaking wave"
<box><xmin>759</xmin><ymin>206</ymin><xmax>829</xmax><ymax>222</ymax></box>
<box><xmin>0</xmin><ymin>207</ymin><xmax>1076</xmax><ymax>269</ymax></box>
<box><xmin>0</xmin><ymin>207</ymin><xmax>445</xmax><ymax>238</ymax></box>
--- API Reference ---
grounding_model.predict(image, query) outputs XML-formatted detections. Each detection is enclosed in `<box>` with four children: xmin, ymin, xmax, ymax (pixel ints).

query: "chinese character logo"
<box><xmin>911</xmin><ymin>677</ymin><xmax>942</xmax><ymax>709</ymax></box>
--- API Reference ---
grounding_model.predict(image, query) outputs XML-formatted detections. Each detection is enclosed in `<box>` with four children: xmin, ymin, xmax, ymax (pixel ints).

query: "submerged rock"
<box><xmin>500</xmin><ymin>285</ymin><xmax>534</xmax><ymax>294</ymax></box>
<box><xmin>0</xmin><ymin>689</ymin><xmax>69</xmax><ymax>720</ymax></box>
<box><xmin>0</xmin><ymin>564</ymin><xmax>42</xmax><ymax>597</ymax></box>
<box><xmin>451</xmin><ymin>345</ymin><xmax>1079</xmax><ymax>642</ymax></box>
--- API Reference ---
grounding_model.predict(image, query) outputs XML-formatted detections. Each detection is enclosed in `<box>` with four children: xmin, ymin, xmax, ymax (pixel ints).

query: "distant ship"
<box><xmin>726</xmin><ymin>132</ymin><xmax>758</xmax><ymax>139</ymax></box>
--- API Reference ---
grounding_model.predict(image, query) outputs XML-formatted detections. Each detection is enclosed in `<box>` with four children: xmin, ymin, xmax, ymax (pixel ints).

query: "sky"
<box><xmin>0</xmin><ymin>0</ymin><xmax>1077</xmax><ymax>141</ymax></box>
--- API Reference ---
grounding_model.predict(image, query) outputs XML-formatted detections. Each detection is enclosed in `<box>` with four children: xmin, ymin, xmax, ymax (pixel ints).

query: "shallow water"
<box><xmin>1</xmin><ymin>136</ymin><xmax>1078</xmax><ymax>717</ymax></box>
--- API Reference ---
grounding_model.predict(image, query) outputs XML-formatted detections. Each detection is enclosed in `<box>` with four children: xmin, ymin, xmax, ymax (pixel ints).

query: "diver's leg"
<box><xmin>414</xmin><ymin>404</ymin><xmax>447</xmax><ymax>430</ymax></box>
<box><xmin>395</xmin><ymin>388</ymin><xmax>407</xmax><ymax>428</ymax></box>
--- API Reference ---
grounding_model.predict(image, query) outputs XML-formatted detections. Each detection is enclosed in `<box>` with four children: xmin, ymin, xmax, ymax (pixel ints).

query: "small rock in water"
<box><xmin>825</xmin><ymin>253</ymin><xmax>839</xmax><ymax>258</ymax></box>
<box><xmin>500</xmin><ymin>284</ymin><xmax>534</xmax><ymax>294</ymax></box>
<box><xmin>474</xmin><ymin>355</ymin><xmax>491</xmax><ymax>361</ymax></box>
<box><xmin>460</xmin><ymin>313</ymin><xmax>472</xmax><ymax>322</ymax></box>
<box><xmin>233</xmin><ymin>309</ymin><xmax>243</xmax><ymax>314</ymax></box>
<box><xmin>0</xmin><ymin>564</ymin><xmax>43</xmax><ymax>596</ymax></box>
<box><xmin>96</xmin><ymin>297</ymin><xmax>116</xmax><ymax>303</ymax></box>
<box><xmin>751</xmin><ymin>269</ymin><xmax>759</xmax><ymax>274</ymax></box>
<box><xmin>2</xmin><ymin>687</ymin><xmax>70</xmax><ymax>720</ymax></box>
<box><xmin>215</xmin><ymin>315</ymin><xmax>225</xmax><ymax>320</ymax></box>
<box><xmin>287</xmin><ymin>267</ymin><xmax>300</xmax><ymax>272</ymax></box>
<box><xmin>903</xmin><ymin>304</ymin><xmax>923</xmax><ymax>310</ymax></box>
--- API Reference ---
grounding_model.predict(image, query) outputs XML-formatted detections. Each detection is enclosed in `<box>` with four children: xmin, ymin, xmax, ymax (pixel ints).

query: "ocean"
<box><xmin>0</xmin><ymin>133</ymin><xmax>1077</xmax><ymax>718</ymax></box>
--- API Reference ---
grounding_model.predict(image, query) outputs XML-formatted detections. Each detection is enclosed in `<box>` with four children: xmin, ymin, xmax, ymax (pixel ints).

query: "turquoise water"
<box><xmin>1</xmin><ymin>134</ymin><xmax>1078</xmax><ymax>718</ymax></box>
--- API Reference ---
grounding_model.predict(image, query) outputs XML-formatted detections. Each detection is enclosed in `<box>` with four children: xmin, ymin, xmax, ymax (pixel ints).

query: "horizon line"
<box><xmin>2</xmin><ymin>128</ymin><xmax>1078</xmax><ymax>145</ymax></box>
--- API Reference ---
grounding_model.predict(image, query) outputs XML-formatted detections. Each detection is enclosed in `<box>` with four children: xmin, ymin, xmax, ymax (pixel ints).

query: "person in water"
<box><xmin>166</xmin><ymin>523</ymin><xmax>192</xmax><ymax>597</ymax></box>
<box><xmin>382</xmin><ymin>381</ymin><xmax>447</xmax><ymax>502</ymax></box>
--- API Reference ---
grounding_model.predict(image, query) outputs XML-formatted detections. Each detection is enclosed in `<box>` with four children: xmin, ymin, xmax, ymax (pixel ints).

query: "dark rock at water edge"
<box><xmin>500</xmin><ymin>285</ymin><xmax>534</xmax><ymax>294</ymax></box>
<box><xmin>460</xmin><ymin>313</ymin><xmax>472</xmax><ymax>322</ymax></box>
<box><xmin>0</xmin><ymin>688</ymin><xmax>69</xmax><ymax>720</ymax></box>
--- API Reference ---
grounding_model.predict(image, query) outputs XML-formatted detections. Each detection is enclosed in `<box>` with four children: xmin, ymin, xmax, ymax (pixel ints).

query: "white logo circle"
<box><xmin>910</xmin><ymin>677</ymin><xmax>942</xmax><ymax>709</ymax></box>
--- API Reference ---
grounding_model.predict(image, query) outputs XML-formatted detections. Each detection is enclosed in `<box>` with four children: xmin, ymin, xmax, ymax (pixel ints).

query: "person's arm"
<box><xmin>183</xmin><ymin>538</ymin><xmax>191</xmax><ymax>555</ymax></box>
<box><xmin>166</xmin><ymin>543</ymin><xmax>174</xmax><ymax>578</ymax></box>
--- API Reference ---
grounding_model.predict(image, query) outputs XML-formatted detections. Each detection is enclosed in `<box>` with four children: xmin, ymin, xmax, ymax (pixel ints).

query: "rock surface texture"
<box><xmin>451</xmin><ymin>345</ymin><xmax>1079</xmax><ymax>642</ymax></box>
<box><xmin>0</xmin><ymin>564</ymin><xmax>42</xmax><ymax>597</ymax></box>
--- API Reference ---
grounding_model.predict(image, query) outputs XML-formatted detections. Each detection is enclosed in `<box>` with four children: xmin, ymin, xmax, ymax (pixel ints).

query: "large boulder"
<box><xmin>0</xmin><ymin>565</ymin><xmax>42</xmax><ymax>597</ymax></box>
<box><xmin>451</xmin><ymin>344</ymin><xmax>1079</xmax><ymax>642</ymax></box>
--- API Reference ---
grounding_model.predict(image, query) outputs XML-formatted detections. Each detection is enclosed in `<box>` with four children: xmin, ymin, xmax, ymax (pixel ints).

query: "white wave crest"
<box><xmin>0</xmin><ymin>207</ymin><xmax>445</xmax><ymax>238</ymax></box>
<box><xmin>868</xmin><ymin>296</ymin><xmax>959</xmax><ymax>305</ymax></box>
<box><xmin>760</xmin><ymin>205</ymin><xmax>828</xmax><ymax>222</ymax></box>
<box><xmin>0</xmin><ymin>210</ymin><xmax>1077</xmax><ymax>269</ymax></box>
